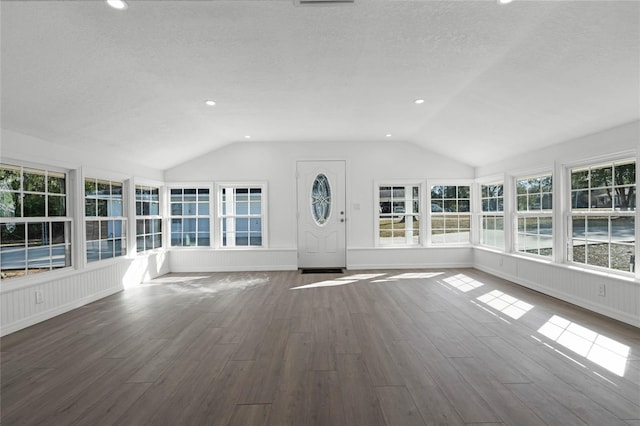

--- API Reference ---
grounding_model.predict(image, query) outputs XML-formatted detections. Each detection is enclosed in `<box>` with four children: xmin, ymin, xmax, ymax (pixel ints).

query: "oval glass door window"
<box><xmin>311</xmin><ymin>174</ymin><xmax>331</xmax><ymax>226</ymax></box>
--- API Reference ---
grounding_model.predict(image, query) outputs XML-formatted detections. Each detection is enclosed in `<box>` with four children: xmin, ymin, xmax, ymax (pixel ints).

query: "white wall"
<box><xmin>474</xmin><ymin>121</ymin><xmax>640</xmax><ymax>327</ymax></box>
<box><xmin>476</xmin><ymin>121</ymin><xmax>639</xmax><ymax>177</ymax></box>
<box><xmin>1</xmin><ymin>129</ymin><xmax>164</xmax><ymax>181</ymax></box>
<box><xmin>164</xmin><ymin>140</ymin><xmax>476</xmax><ymax>270</ymax></box>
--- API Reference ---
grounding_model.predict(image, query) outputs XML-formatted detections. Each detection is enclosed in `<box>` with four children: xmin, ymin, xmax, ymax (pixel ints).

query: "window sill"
<box><xmin>474</xmin><ymin>245</ymin><xmax>505</xmax><ymax>255</ymax></box>
<box><xmin>376</xmin><ymin>245</ymin><xmax>424</xmax><ymax>249</ymax></box>
<box><xmin>134</xmin><ymin>248</ymin><xmax>167</xmax><ymax>257</ymax></box>
<box><xmin>218</xmin><ymin>247</ymin><xmax>267</xmax><ymax>250</ymax></box>
<box><xmin>167</xmin><ymin>246</ymin><xmax>214</xmax><ymax>250</ymax></box>
<box><xmin>83</xmin><ymin>256</ymin><xmax>133</xmax><ymax>273</ymax></box>
<box><xmin>510</xmin><ymin>252</ymin><xmax>554</xmax><ymax>265</ymax></box>
<box><xmin>167</xmin><ymin>246</ymin><xmax>271</xmax><ymax>251</ymax></box>
<box><xmin>428</xmin><ymin>243</ymin><xmax>473</xmax><ymax>249</ymax></box>
<box><xmin>561</xmin><ymin>263</ymin><xmax>637</xmax><ymax>283</ymax></box>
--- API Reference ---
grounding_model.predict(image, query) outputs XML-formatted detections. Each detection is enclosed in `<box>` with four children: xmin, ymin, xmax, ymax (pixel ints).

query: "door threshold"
<box><xmin>299</xmin><ymin>268</ymin><xmax>344</xmax><ymax>274</ymax></box>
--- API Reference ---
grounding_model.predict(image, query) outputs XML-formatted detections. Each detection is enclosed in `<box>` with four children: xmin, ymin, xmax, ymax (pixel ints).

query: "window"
<box><xmin>515</xmin><ymin>174</ymin><xmax>553</xmax><ymax>257</ymax></box>
<box><xmin>169</xmin><ymin>188</ymin><xmax>210</xmax><ymax>247</ymax></box>
<box><xmin>378</xmin><ymin>185</ymin><xmax>420</xmax><ymax>246</ymax></box>
<box><xmin>85</xmin><ymin>178</ymin><xmax>127</xmax><ymax>262</ymax></box>
<box><xmin>135</xmin><ymin>185</ymin><xmax>162</xmax><ymax>252</ymax></box>
<box><xmin>570</xmin><ymin>160</ymin><xmax>635</xmax><ymax>272</ymax></box>
<box><xmin>480</xmin><ymin>183</ymin><xmax>504</xmax><ymax>249</ymax></box>
<box><xmin>220</xmin><ymin>185</ymin><xmax>264</xmax><ymax>247</ymax></box>
<box><xmin>431</xmin><ymin>185</ymin><xmax>471</xmax><ymax>244</ymax></box>
<box><xmin>1</xmin><ymin>164</ymin><xmax>71</xmax><ymax>279</ymax></box>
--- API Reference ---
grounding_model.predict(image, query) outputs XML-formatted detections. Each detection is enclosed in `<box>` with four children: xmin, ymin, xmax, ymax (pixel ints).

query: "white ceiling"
<box><xmin>1</xmin><ymin>0</ymin><xmax>638</xmax><ymax>170</ymax></box>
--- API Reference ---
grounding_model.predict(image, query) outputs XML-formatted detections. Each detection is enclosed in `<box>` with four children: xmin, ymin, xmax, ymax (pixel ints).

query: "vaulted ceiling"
<box><xmin>1</xmin><ymin>0</ymin><xmax>638</xmax><ymax>170</ymax></box>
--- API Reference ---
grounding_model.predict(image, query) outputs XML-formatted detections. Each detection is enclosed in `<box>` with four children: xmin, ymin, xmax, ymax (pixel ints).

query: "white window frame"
<box><xmin>84</xmin><ymin>176</ymin><xmax>128</xmax><ymax>263</ymax></box>
<box><xmin>513</xmin><ymin>172</ymin><xmax>554</xmax><ymax>259</ymax></box>
<box><xmin>0</xmin><ymin>162</ymin><xmax>73</xmax><ymax>280</ymax></box>
<box><xmin>135</xmin><ymin>183</ymin><xmax>163</xmax><ymax>253</ymax></box>
<box><xmin>216</xmin><ymin>182</ymin><xmax>268</xmax><ymax>249</ymax></box>
<box><xmin>479</xmin><ymin>181</ymin><xmax>505</xmax><ymax>250</ymax></box>
<box><xmin>375</xmin><ymin>182</ymin><xmax>423</xmax><ymax>247</ymax></box>
<box><xmin>566</xmin><ymin>157</ymin><xmax>636</xmax><ymax>276</ymax></box>
<box><xmin>427</xmin><ymin>180</ymin><xmax>473</xmax><ymax>246</ymax></box>
<box><xmin>167</xmin><ymin>184</ymin><xmax>213</xmax><ymax>248</ymax></box>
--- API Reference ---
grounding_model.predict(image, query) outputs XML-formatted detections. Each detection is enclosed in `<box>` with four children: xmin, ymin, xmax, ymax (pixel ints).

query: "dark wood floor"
<box><xmin>2</xmin><ymin>268</ymin><xmax>639</xmax><ymax>425</ymax></box>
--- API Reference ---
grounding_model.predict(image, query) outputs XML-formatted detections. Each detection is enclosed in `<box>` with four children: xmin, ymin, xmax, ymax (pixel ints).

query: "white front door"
<box><xmin>297</xmin><ymin>161</ymin><xmax>346</xmax><ymax>268</ymax></box>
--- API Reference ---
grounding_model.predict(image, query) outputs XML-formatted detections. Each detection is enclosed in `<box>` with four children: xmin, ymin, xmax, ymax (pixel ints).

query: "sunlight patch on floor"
<box><xmin>476</xmin><ymin>290</ymin><xmax>534</xmax><ymax>320</ymax></box>
<box><xmin>290</xmin><ymin>273</ymin><xmax>388</xmax><ymax>289</ymax></box>
<box><xmin>290</xmin><ymin>279</ymin><xmax>359</xmax><ymax>290</ymax></box>
<box><xmin>341</xmin><ymin>273</ymin><xmax>387</xmax><ymax>280</ymax></box>
<box><xmin>442</xmin><ymin>273</ymin><xmax>484</xmax><ymax>292</ymax></box>
<box><xmin>537</xmin><ymin>315</ymin><xmax>630</xmax><ymax>377</ymax></box>
<box><xmin>388</xmin><ymin>272</ymin><xmax>444</xmax><ymax>279</ymax></box>
<box><xmin>371</xmin><ymin>271</ymin><xmax>443</xmax><ymax>283</ymax></box>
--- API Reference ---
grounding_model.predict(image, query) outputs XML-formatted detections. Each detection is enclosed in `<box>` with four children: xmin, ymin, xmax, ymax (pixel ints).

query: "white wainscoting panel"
<box><xmin>347</xmin><ymin>247</ymin><xmax>474</xmax><ymax>270</ymax></box>
<box><xmin>168</xmin><ymin>248</ymin><xmax>298</xmax><ymax>272</ymax></box>
<box><xmin>1</xmin><ymin>252</ymin><xmax>170</xmax><ymax>336</ymax></box>
<box><xmin>474</xmin><ymin>248</ymin><xmax>640</xmax><ymax>327</ymax></box>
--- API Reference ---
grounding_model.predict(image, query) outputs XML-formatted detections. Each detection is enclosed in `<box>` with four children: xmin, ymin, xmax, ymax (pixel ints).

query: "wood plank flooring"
<box><xmin>2</xmin><ymin>268</ymin><xmax>639</xmax><ymax>425</ymax></box>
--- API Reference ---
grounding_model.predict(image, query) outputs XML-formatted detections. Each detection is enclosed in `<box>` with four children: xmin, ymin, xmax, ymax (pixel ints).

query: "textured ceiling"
<box><xmin>1</xmin><ymin>0</ymin><xmax>638</xmax><ymax>170</ymax></box>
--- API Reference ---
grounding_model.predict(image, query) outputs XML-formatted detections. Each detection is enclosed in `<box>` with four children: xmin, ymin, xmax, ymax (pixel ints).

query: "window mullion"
<box><xmin>228</xmin><ymin>188</ymin><xmax>236</xmax><ymax>247</ymax></box>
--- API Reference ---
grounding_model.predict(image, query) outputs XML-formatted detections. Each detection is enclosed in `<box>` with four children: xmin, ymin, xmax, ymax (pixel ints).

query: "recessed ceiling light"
<box><xmin>106</xmin><ymin>0</ymin><xmax>128</xmax><ymax>10</ymax></box>
<box><xmin>244</xmin><ymin>135</ymin><xmax>251</xmax><ymax>139</ymax></box>
<box><xmin>385</xmin><ymin>134</ymin><xmax>392</xmax><ymax>138</ymax></box>
<box><xmin>205</xmin><ymin>100</ymin><xmax>216</xmax><ymax>106</ymax></box>
<box><xmin>498</xmin><ymin>0</ymin><xmax>513</xmax><ymax>4</ymax></box>
<box><xmin>414</xmin><ymin>99</ymin><xmax>425</xmax><ymax>104</ymax></box>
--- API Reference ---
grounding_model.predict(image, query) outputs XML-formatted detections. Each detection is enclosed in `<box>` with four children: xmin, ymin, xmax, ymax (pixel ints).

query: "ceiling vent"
<box><xmin>295</xmin><ymin>0</ymin><xmax>355</xmax><ymax>5</ymax></box>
